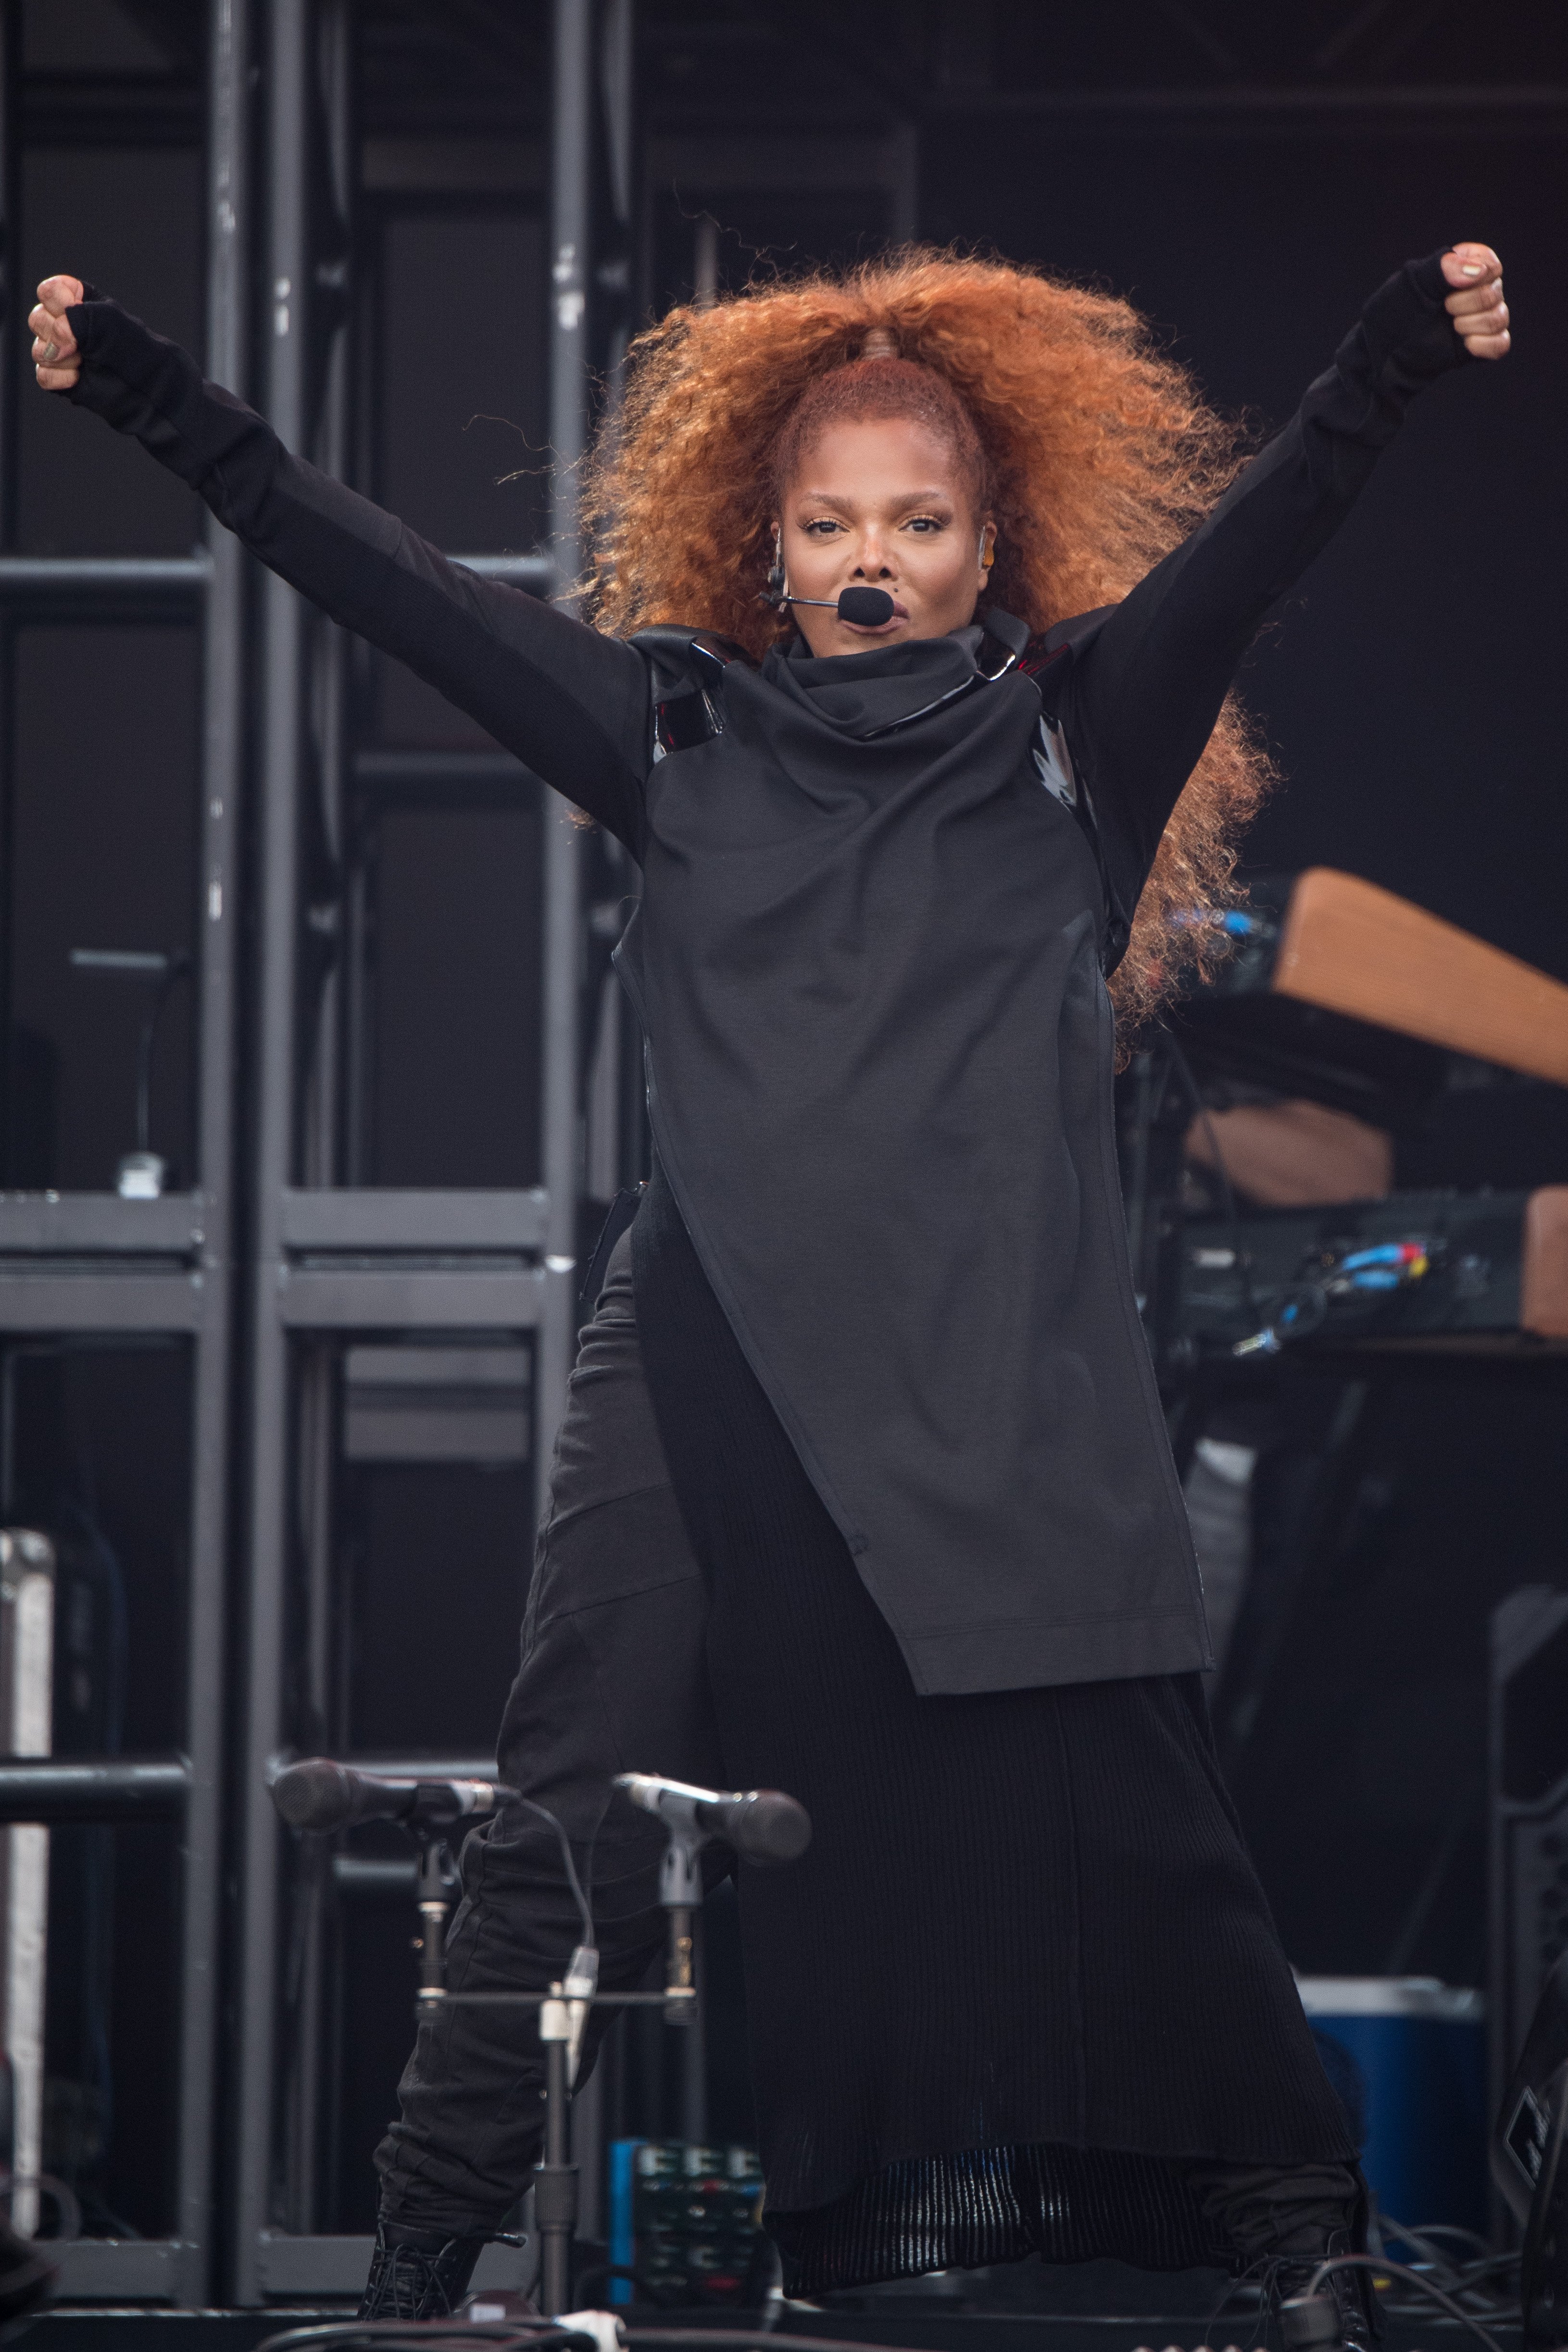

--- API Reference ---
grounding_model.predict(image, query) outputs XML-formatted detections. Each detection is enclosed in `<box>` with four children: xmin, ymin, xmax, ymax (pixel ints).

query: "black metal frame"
<box><xmin>0</xmin><ymin>0</ymin><xmax>616</xmax><ymax>2306</ymax></box>
<box><xmin>0</xmin><ymin>0</ymin><xmax>247</xmax><ymax>2302</ymax></box>
<box><xmin>229</xmin><ymin>0</ymin><xmax>621</xmax><ymax>2304</ymax></box>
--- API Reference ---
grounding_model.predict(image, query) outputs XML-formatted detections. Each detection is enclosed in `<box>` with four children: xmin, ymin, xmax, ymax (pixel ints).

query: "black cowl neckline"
<box><xmin>763</xmin><ymin>623</ymin><xmax>990</xmax><ymax>740</ymax></box>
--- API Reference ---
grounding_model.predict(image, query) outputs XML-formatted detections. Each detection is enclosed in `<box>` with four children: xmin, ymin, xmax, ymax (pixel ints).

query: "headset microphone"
<box><xmin>783</xmin><ymin>586</ymin><xmax>898</xmax><ymax>627</ymax></box>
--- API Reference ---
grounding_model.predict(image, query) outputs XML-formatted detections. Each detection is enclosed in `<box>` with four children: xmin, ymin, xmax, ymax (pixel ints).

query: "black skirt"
<box><xmin>631</xmin><ymin>1168</ymin><xmax>1353</xmax><ymax>2284</ymax></box>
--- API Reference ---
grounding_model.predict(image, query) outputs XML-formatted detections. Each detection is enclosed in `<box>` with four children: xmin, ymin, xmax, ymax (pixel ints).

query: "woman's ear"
<box><xmin>978</xmin><ymin>520</ymin><xmax>997</xmax><ymax>578</ymax></box>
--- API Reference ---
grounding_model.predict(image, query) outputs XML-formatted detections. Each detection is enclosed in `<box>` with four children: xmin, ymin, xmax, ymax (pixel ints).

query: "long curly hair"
<box><xmin>581</xmin><ymin>247</ymin><xmax>1272</xmax><ymax>1039</ymax></box>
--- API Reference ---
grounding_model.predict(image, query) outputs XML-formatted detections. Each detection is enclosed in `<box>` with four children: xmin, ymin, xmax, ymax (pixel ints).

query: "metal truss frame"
<box><xmin>0</xmin><ymin>0</ymin><xmax>626</xmax><ymax>2306</ymax></box>
<box><xmin>0</xmin><ymin>0</ymin><xmax>249</xmax><ymax>2303</ymax></box>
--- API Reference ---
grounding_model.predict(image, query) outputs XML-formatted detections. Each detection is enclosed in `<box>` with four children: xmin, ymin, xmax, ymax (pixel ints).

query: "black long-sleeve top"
<box><xmin>65</xmin><ymin>257</ymin><xmax>1469</xmax><ymax>1694</ymax></box>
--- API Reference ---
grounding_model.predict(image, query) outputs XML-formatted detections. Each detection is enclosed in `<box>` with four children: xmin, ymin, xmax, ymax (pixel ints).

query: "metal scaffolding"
<box><xmin>0</xmin><ymin>0</ymin><xmax>249</xmax><ymax>2300</ymax></box>
<box><xmin>0</xmin><ymin>0</ymin><xmax>622</xmax><ymax>2306</ymax></box>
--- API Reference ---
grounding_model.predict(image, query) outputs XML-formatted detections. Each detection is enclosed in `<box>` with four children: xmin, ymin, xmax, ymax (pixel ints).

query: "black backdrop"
<box><xmin>927</xmin><ymin>120</ymin><xmax>1567</xmax><ymax>985</ymax></box>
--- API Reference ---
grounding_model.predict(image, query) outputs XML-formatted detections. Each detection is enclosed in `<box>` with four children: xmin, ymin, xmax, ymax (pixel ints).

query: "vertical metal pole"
<box><xmin>570</xmin><ymin>2060</ymin><xmax>604</xmax><ymax>2244</ymax></box>
<box><xmin>285</xmin><ymin>1335</ymin><xmax>332</xmax><ymax>2233</ymax></box>
<box><xmin>679</xmin><ymin>1912</ymin><xmax>707</xmax><ymax>2144</ymax></box>
<box><xmin>302</xmin><ymin>0</ymin><xmax>352</xmax><ymax>1189</ymax></box>
<box><xmin>0</xmin><ymin>0</ymin><xmax>18</xmax><ymax>551</ymax></box>
<box><xmin>535</xmin><ymin>0</ymin><xmax>592</xmax><ymax>1512</ymax></box>
<box><xmin>538</xmin><ymin>2032</ymin><xmax>576</xmax><ymax>2316</ymax></box>
<box><xmin>233</xmin><ymin>0</ymin><xmax>309</xmax><ymax>2303</ymax></box>
<box><xmin>574</xmin><ymin>6</ymin><xmax>639</xmax><ymax>2245</ymax></box>
<box><xmin>0</xmin><ymin>0</ymin><xmax>21</xmax><ymax>1181</ymax></box>
<box><xmin>693</xmin><ymin>216</ymin><xmax>717</xmax><ymax>310</ymax></box>
<box><xmin>175</xmin><ymin>0</ymin><xmax>250</xmax><ymax>2305</ymax></box>
<box><xmin>288</xmin><ymin>0</ymin><xmax>354</xmax><ymax>2234</ymax></box>
<box><xmin>599</xmin><ymin>0</ymin><xmax>634</xmax><ymax>395</ymax></box>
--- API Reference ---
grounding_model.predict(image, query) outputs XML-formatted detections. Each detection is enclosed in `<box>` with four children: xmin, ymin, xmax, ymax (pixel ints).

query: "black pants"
<box><xmin>375</xmin><ymin>1232</ymin><xmax>724</xmax><ymax>2232</ymax></box>
<box><xmin>375</xmin><ymin>1233</ymin><xmax>1359</xmax><ymax>2286</ymax></box>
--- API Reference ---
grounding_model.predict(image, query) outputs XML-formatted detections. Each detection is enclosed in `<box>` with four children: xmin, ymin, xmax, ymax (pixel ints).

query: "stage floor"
<box><xmin>28</xmin><ymin>2294</ymin><xmax>1520</xmax><ymax>2352</ymax></box>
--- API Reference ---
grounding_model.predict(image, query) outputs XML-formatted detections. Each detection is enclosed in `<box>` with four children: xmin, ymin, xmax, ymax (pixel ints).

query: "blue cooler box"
<box><xmin>1296</xmin><ymin>1977</ymin><xmax>1486</xmax><ymax>2238</ymax></box>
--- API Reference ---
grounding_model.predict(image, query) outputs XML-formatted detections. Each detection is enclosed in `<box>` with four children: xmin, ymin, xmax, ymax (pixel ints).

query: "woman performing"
<box><xmin>34</xmin><ymin>237</ymin><xmax>1509</xmax><ymax>2329</ymax></box>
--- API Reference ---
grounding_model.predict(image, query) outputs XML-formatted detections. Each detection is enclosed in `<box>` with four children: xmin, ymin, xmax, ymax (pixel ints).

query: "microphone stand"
<box><xmin>658</xmin><ymin>1815</ymin><xmax>701</xmax><ymax>2027</ymax></box>
<box><xmin>418</xmin><ymin>1825</ymin><xmax>699</xmax><ymax>2315</ymax></box>
<box><xmin>414</xmin><ymin>1833</ymin><xmax>459</xmax><ymax>2001</ymax></box>
<box><xmin>274</xmin><ymin>1761</ymin><xmax>801</xmax><ymax>2314</ymax></box>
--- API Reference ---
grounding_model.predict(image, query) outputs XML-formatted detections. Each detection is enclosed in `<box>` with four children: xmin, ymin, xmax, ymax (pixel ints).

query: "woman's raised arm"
<box><xmin>30</xmin><ymin>275</ymin><xmax>651</xmax><ymax>855</ymax></box>
<box><xmin>1041</xmin><ymin>244</ymin><xmax>1509</xmax><ymax>924</ymax></box>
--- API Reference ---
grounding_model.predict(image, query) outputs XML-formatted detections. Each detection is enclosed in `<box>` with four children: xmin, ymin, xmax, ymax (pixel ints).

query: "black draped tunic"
<box><xmin>62</xmin><ymin>258</ymin><xmax>1472</xmax><ymax>2259</ymax></box>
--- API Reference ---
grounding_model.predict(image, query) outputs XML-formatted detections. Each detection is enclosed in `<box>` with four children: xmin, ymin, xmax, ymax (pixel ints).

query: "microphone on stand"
<box><xmin>615</xmin><ymin>1772</ymin><xmax>812</xmax><ymax>1864</ymax></box>
<box><xmin>616</xmin><ymin>1774</ymin><xmax>809</xmax><ymax>2027</ymax></box>
<box><xmin>270</xmin><ymin>1756</ymin><xmax>502</xmax><ymax>1834</ymax></box>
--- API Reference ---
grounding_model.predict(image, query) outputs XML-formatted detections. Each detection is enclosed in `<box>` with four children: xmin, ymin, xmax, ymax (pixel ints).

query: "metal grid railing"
<box><xmin>0</xmin><ymin>0</ymin><xmax>616</xmax><ymax>2305</ymax></box>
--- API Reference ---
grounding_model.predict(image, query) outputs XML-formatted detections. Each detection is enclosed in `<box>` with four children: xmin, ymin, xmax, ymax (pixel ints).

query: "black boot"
<box><xmin>358</xmin><ymin>2219</ymin><xmax>487</xmax><ymax>2318</ymax></box>
<box><xmin>1277</xmin><ymin>2229</ymin><xmax>1379</xmax><ymax>2352</ymax></box>
<box><xmin>1183</xmin><ymin>2161</ymin><xmax>1378</xmax><ymax>2352</ymax></box>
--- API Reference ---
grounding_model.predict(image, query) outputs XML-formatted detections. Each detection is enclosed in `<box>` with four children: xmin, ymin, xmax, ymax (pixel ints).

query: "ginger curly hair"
<box><xmin>581</xmin><ymin>247</ymin><xmax>1272</xmax><ymax>1040</ymax></box>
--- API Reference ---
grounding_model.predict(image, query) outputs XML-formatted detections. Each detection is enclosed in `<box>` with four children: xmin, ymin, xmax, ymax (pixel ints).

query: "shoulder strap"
<box><xmin>630</xmin><ymin>626</ymin><xmax>756</xmax><ymax>755</ymax></box>
<box><xmin>1021</xmin><ymin>624</ymin><xmax>1131</xmax><ymax>978</ymax></box>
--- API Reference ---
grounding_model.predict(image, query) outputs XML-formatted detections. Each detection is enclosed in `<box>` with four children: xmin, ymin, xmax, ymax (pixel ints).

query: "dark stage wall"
<box><xmin>925</xmin><ymin>120</ymin><xmax>1567</xmax><ymax>994</ymax></box>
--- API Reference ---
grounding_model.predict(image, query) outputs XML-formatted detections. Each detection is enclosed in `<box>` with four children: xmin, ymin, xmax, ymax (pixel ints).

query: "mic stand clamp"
<box><xmin>414</xmin><ymin>1834</ymin><xmax>459</xmax><ymax>2005</ymax></box>
<box><xmin>660</xmin><ymin>1829</ymin><xmax>700</xmax><ymax>2026</ymax></box>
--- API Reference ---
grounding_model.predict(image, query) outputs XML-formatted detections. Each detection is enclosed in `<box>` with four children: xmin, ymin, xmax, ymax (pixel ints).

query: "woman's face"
<box><xmin>775</xmin><ymin>415</ymin><xmax>995</xmax><ymax>657</ymax></box>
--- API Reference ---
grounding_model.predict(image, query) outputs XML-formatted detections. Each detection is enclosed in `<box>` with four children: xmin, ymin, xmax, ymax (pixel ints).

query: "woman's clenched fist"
<box><xmin>1443</xmin><ymin>243</ymin><xmax>1510</xmax><ymax>358</ymax></box>
<box><xmin>30</xmin><ymin>277</ymin><xmax>85</xmax><ymax>390</ymax></box>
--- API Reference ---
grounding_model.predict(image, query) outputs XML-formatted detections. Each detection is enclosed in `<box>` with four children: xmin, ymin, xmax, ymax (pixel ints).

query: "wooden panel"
<box><xmin>1523</xmin><ymin>1188</ymin><xmax>1568</xmax><ymax>1340</ymax></box>
<box><xmin>1272</xmin><ymin>868</ymin><xmax>1568</xmax><ymax>1086</ymax></box>
<box><xmin>1184</xmin><ymin>1099</ymin><xmax>1393</xmax><ymax>1206</ymax></box>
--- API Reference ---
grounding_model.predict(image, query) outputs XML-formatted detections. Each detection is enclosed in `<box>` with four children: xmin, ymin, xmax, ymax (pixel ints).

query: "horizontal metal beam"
<box><xmin>0</xmin><ymin>1191</ymin><xmax>205</xmax><ymax>1254</ymax></box>
<box><xmin>281</xmin><ymin>1186</ymin><xmax>548</xmax><ymax>1251</ymax></box>
<box><xmin>277</xmin><ymin>1263</ymin><xmax>545</xmax><ymax>1328</ymax></box>
<box><xmin>254</xmin><ymin>2232</ymin><xmax>532</xmax><ymax>2298</ymax></box>
<box><xmin>0</xmin><ymin>1269</ymin><xmax>204</xmax><ymax>1331</ymax></box>
<box><xmin>351</xmin><ymin>748</ymin><xmax>542</xmax><ymax>803</ymax></box>
<box><xmin>0</xmin><ymin>1756</ymin><xmax>189</xmax><ymax>1821</ymax></box>
<box><xmin>0</xmin><ymin>549</ymin><xmax>552</xmax><ymax>615</ymax></box>
<box><xmin>333</xmin><ymin>1854</ymin><xmax>418</xmax><ymax>1897</ymax></box>
<box><xmin>278</xmin><ymin>1751</ymin><xmax>498</xmax><ymax>1781</ymax></box>
<box><xmin>0</xmin><ymin>553</ymin><xmax>212</xmax><ymax>611</ymax></box>
<box><xmin>51</xmin><ymin>2238</ymin><xmax>190</xmax><ymax>2302</ymax></box>
<box><xmin>451</xmin><ymin>550</ymin><xmax>555</xmax><ymax>592</ymax></box>
<box><xmin>927</xmin><ymin>81</ymin><xmax>1568</xmax><ymax>121</ymax></box>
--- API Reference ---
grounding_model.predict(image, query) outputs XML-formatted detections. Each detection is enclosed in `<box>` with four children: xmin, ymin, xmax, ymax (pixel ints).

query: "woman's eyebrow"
<box><xmin>793</xmin><ymin>488</ymin><xmax>956</xmax><ymax>512</ymax></box>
